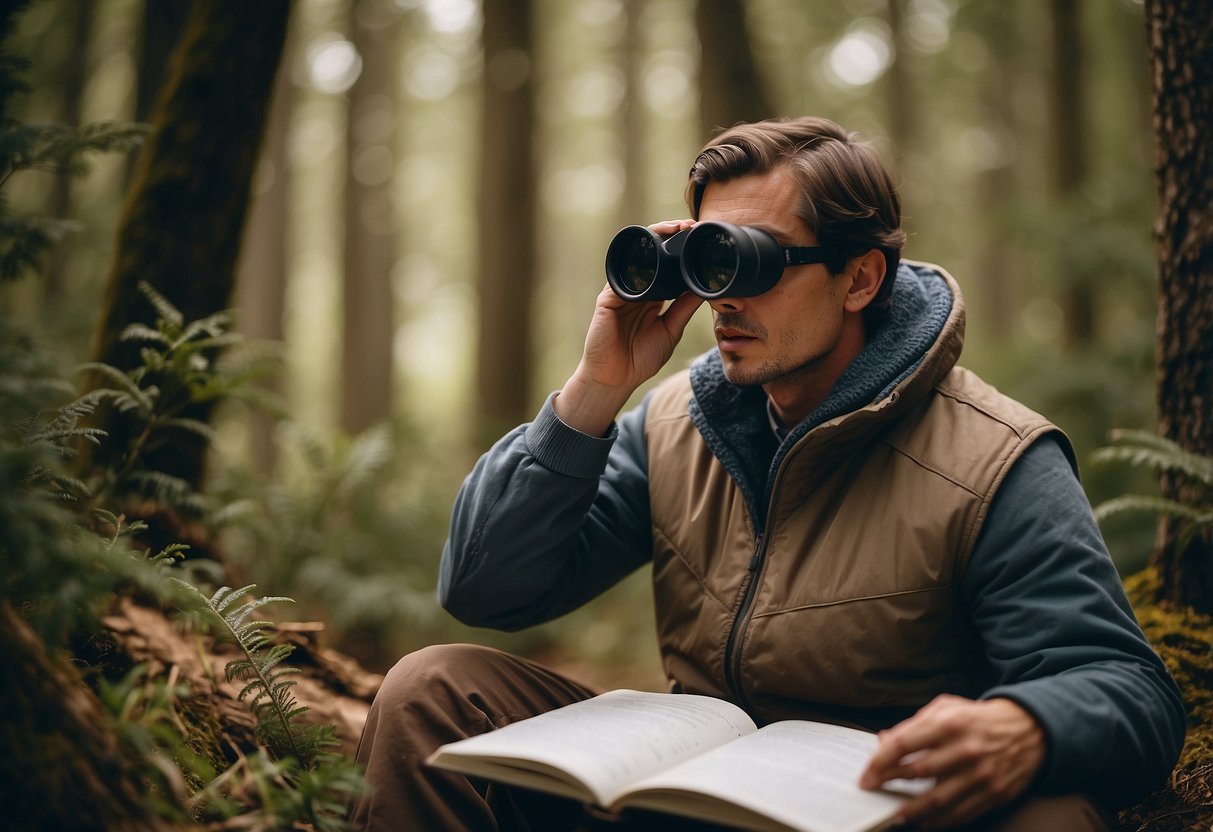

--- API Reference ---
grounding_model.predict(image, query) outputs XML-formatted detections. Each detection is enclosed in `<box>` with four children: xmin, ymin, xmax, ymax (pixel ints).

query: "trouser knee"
<box><xmin>371</xmin><ymin>643</ymin><xmax>508</xmax><ymax>735</ymax></box>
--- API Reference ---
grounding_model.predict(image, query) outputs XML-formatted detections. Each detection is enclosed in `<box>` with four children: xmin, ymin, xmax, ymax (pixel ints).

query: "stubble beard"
<box><xmin>717</xmin><ymin>325</ymin><xmax>842</xmax><ymax>390</ymax></box>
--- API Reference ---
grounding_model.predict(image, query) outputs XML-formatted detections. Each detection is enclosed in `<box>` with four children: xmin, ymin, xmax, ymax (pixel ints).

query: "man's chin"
<box><xmin>719</xmin><ymin>355</ymin><xmax>768</xmax><ymax>387</ymax></box>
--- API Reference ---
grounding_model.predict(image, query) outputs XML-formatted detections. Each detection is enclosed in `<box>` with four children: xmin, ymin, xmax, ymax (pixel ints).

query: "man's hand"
<box><xmin>859</xmin><ymin>695</ymin><xmax>1046</xmax><ymax>830</ymax></box>
<box><xmin>555</xmin><ymin>220</ymin><xmax>704</xmax><ymax>436</ymax></box>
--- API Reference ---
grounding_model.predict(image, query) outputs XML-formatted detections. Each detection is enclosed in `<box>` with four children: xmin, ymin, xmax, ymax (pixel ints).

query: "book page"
<box><xmin>428</xmin><ymin>690</ymin><xmax>756</xmax><ymax>806</ymax></box>
<box><xmin>617</xmin><ymin>721</ymin><xmax>931</xmax><ymax>832</ymax></box>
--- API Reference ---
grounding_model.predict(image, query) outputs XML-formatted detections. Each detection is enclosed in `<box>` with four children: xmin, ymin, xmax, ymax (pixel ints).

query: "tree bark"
<box><xmin>1144</xmin><ymin>0</ymin><xmax>1213</xmax><ymax>611</ymax></box>
<box><xmin>87</xmin><ymin>0</ymin><xmax>291</xmax><ymax>489</ymax></box>
<box><xmin>341</xmin><ymin>0</ymin><xmax>400</xmax><ymax>436</ymax></box>
<box><xmin>695</xmin><ymin>0</ymin><xmax>773</xmax><ymax>140</ymax></box>
<box><xmin>0</xmin><ymin>603</ymin><xmax>172</xmax><ymax>832</ymax></box>
<box><xmin>476</xmin><ymin>0</ymin><xmax>536</xmax><ymax>449</ymax></box>
<box><xmin>128</xmin><ymin>0</ymin><xmax>192</xmax><ymax>182</ymax></box>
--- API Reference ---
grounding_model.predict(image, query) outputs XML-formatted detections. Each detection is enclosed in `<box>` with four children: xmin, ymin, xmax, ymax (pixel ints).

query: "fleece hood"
<box><xmin>687</xmin><ymin>261</ymin><xmax>965</xmax><ymax>526</ymax></box>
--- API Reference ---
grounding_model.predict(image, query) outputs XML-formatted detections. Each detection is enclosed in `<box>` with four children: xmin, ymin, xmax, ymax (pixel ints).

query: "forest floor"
<box><xmin>1118</xmin><ymin>568</ymin><xmax>1213</xmax><ymax>832</ymax></box>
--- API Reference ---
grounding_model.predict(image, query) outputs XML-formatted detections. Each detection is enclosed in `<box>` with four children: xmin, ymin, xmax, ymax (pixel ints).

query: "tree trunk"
<box><xmin>883</xmin><ymin>0</ymin><xmax>916</xmax><ymax>158</ymax></box>
<box><xmin>476</xmin><ymin>0</ymin><xmax>536</xmax><ymax>449</ymax></box>
<box><xmin>695</xmin><ymin>0</ymin><xmax>773</xmax><ymax>139</ymax></box>
<box><xmin>0</xmin><ymin>603</ymin><xmax>172</xmax><ymax>832</ymax></box>
<box><xmin>235</xmin><ymin>54</ymin><xmax>294</xmax><ymax>474</ymax></box>
<box><xmin>128</xmin><ymin>0</ymin><xmax>192</xmax><ymax>182</ymax></box>
<box><xmin>341</xmin><ymin>0</ymin><xmax>401</xmax><ymax>436</ymax></box>
<box><xmin>973</xmin><ymin>3</ymin><xmax>1019</xmax><ymax>340</ymax></box>
<box><xmin>1144</xmin><ymin>0</ymin><xmax>1213</xmax><ymax>612</ymax></box>
<box><xmin>1049</xmin><ymin>0</ymin><xmax>1095</xmax><ymax>345</ymax></box>
<box><xmin>43</xmin><ymin>0</ymin><xmax>93</xmax><ymax>302</ymax></box>
<box><xmin>87</xmin><ymin>0</ymin><xmax>291</xmax><ymax>489</ymax></box>
<box><xmin>619</xmin><ymin>0</ymin><xmax>646</xmax><ymax>225</ymax></box>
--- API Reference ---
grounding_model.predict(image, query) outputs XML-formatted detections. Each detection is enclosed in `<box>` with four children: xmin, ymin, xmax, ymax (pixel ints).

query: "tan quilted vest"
<box><xmin>643</xmin><ymin>265</ymin><xmax>1064</xmax><ymax>730</ymax></box>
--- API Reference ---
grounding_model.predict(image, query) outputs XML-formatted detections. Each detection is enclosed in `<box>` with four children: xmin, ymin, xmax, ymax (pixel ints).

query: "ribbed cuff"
<box><xmin>524</xmin><ymin>392</ymin><xmax>617</xmax><ymax>478</ymax></box>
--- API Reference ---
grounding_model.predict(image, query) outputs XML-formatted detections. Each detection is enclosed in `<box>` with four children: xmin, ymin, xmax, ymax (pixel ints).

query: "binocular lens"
<box><xmin>606</xmin><ymin>220</ymin><xmax>795</xmax><ymax>301</ymax></box>
<box><xmin>615</xmin><ymin>233</ymin><xmax>658</xmax><ymax>294</ymax></box>
<box><xmin>685</xmin><ymin>229</ymin><xmax>738</xmax><ymax>295</ymax></box>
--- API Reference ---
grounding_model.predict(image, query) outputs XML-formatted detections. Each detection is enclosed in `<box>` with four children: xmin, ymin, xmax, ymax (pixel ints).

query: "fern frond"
<box><xmin>154</xmin><ymin>417</ymin><xmax>218</xmax><ymax>445</ymax></box>
<box><xmin>1093</xmin><ymin>494</ymin><xmax>1207</xmax><ymax>524</ymax></box>
<box><xmin>0</xmin><ymin>214</ymin><xmax>80</xmax><ymax>281</ymax></box>
<box><xmin>179</xmin><ymin>582</ymin><xmax>305</xmax><ymax>762</ymax></box>
<box><xmin>74</xmin><ymin>362</ymin><xmax>155</xmax><ymax>412</ymax></box>
<box><xmin>148</xmin><ymin>543</ymin><xmax>189</xmax><ymax>568</ymax></box>
<box><xmin>172</xmin><ymin>312</ymin><xmax>232</xmax><ymax>350</ymax></box>
<box><xmin>9</xmin><ymin>121</ymin><xmax>147</xmax><ymax>177</ymax></box>
<box><xmin>127</xmin><ymin>469</ymin><xmax>194</xmax><ymax>505</ymax></box>
<box><xmin>135</xmin><ymin>280</ymin><xmax>183</xmax><ymax>328</ymax></box>
<box><xmin>119</xmin><ymin>322</ymin><xmax>168</xmax><ymax>344</ymax></box>
<box><xmin>1094</xmin><ymin>430</ymin><xmax>1213</xmax><ymax>486</ymax></box>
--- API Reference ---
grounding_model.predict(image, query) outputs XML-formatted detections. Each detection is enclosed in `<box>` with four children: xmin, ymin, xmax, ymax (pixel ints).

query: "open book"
<box><xmin>426</xmin><ymin>689</ymin><xmax>928</xmax><ymax>832</ymax></box>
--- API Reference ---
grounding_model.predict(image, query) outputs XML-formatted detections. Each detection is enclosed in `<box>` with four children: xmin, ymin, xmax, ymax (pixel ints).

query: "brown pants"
<box><xmin>351</xmin><ymin>644</ymin><xmax>1114</xmax><ymax>832</ymax></box>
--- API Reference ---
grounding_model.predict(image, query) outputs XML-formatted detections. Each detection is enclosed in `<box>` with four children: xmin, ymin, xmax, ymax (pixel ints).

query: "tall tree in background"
<box><xmin>619</xmin><ymin>0</ymin><xmax>646</xmax><ymax>225</ymax></box>
<box><xmin>476</xmin><ymin>0</ymin><xmax>536</xmax><ymax>448</ymax></box>
<box><xmin>43</xmin><ymin>0</ymin><xmax>93</xmax><ymax>301</ymax></box>
<box><xmin>235</xmin><ymin>54</ymin><xmax>294</xmax><ymax>474</ymax></box>
<box><xmin>1144</xmin><ymin>0</ymin><xmax>1213</xmax><ymax>612</ymax></box>
<box><xmin>883</xmin><ymin>0</ymin><xmax>917</xmax><ymax>157</ymax></box>
<box><xmin>341</xmin><ymin>0</ymin><xmax>401</xmax><ymax>435</ymax></box>
<box><xmin>1049</xmin><ymin>0</ymin><xmax>1095</xmax><ymax>346</ymax></box>
<box><xmin>696</xmin><ymin>0</ymin><xmax>773</xmax><ymax>140</ymax></box>
<box><xmin>87</xmin><ymin>0</ymin><xmax>291</xmax><ymax>488</ymax></box>
<box><xmin>972</xmin><ymin>3</ymin><xmax>1019</xmax><ymax>339</ymax></box>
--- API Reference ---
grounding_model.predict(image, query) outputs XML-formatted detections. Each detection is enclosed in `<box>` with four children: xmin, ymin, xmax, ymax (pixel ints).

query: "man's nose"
<box><xmin>709</xmin><ymin>296</ymin><xmax>744</xmax><ymax>314</ymax></box>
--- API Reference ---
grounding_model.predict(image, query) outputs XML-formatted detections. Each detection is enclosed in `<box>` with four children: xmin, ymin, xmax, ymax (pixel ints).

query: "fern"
<box><xmin>1093</xmin><ymin>430</ymin><xmax>1213</xmax><ymax>550</ymax></box>
<box><xmin>178</xmin><ymin>582</ymin><xmax>314</xmax><ymax>764</ymax></box>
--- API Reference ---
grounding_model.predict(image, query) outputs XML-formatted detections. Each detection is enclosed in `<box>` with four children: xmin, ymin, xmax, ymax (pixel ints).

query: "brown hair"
<box><xmin>686</xmin><ymin>116</ymin><xmax>906</xmax><ymax>323</ymax></box>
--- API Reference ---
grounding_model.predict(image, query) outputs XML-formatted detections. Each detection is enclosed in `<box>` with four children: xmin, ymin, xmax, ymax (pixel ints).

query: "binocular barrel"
<box><xmin>605</xmin><ymin>222</ymin><xmax>789</xmax><ymax>301</ymax></box>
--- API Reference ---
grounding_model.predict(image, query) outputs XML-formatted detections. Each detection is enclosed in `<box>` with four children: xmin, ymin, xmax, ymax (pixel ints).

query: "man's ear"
<box><xmin>843</xmin><ymin>249</ymin><xmax>886</xmax><ymax>313</ymax></box>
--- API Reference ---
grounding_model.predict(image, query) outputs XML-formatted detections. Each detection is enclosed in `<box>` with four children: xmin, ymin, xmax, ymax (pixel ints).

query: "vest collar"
<box><xmin>688</xmin><ymin>261</ymin><xmax>965</xmax><ymax>526</ymax></box>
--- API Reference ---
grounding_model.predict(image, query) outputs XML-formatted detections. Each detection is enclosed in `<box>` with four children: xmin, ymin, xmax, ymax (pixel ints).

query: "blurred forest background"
<box><xmin>0</xmin><ymin>0</ymin><xmax>1164</xmax><ymax>689</ymax></box>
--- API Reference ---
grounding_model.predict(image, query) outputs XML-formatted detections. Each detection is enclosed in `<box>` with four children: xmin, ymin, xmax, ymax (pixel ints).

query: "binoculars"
<box><xmin>605</xmin><ymin>221</ymin><xmax>844</xmax><ymax>301</ymax></box>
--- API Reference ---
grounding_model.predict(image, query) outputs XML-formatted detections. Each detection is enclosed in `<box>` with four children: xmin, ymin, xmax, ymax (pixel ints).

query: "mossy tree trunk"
<box><xmin>1144</xmin><ymin>0</ymin><xmax>1213</xmax><ymax>613</ymax></box>
<box><xmin>87</xmin><ymin>0</ymin><xmax>291</xmax><ymax>489</ymax></box>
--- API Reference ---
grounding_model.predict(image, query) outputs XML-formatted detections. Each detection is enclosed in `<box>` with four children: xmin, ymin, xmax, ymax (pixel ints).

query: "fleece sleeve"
<box><xmin>437</xmin><ymin>392</ymin><xmax>655</xmax><ymax>631</ymax></box>
<box><xmin>963</xmin><ymin>434</ymin><xmax>1186</xmax><ymax>807</ymax></box>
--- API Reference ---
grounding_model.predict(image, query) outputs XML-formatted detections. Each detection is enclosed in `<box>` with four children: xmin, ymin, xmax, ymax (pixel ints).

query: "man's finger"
<box><xmin>860</xmin><ymin>720</ymin><xmax>953</xmax><ymax>788</ymax></box>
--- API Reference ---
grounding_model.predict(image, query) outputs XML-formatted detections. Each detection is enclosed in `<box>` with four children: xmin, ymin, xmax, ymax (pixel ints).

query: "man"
<box><xmin>353</xmin><ymin>116</ymin><xmax>1185</xmax><ymax>831</ymax></box>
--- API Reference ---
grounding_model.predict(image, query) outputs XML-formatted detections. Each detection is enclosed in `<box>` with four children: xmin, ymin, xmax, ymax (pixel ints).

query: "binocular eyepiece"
<box><xmin>605</xmin><ymin>221</ymin><xmax>844</xmax><ymax>302</ymax></box>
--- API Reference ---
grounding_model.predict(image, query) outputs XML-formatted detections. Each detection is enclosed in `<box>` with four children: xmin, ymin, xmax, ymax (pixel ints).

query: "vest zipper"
<box><xmin>724</xmin><ymin>529</ymin><xmax>767</xmax><ymax>709</ymax></box>
<box><xmin>723</xmin><ymin>440</ymin><xmax>804</xmax><ymax>710</ymax></box>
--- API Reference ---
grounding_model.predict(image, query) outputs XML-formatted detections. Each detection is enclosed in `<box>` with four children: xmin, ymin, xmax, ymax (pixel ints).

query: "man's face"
<box><xmin>698</xmin><ymin>165</ymin><xmax>856</xmax><ymax>398</ymax></box>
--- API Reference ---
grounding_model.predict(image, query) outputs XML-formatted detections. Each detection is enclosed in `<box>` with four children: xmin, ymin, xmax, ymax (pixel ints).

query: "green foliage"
<box><xmin>0</xmin><ymin>20</ymin><xmax>364</xmax><ymax>827</ymax></box>
<box><xmin>1093</xmin><ymin>429</ymin><xmax>1213</xmax><ymax>551</ymax></box>
<box><xmin>181</xmin><ymin>584</ymin><xmax>308</xmax><ymax>762</ymax></box>
<box><xmin>75</xmin><ymin>280</ymin><xmax>279</xmax><ymax>514</ymax></box>
<box><xmin>212</xmin><ymin>420</ymin><xmax>447</xmax><ymax>664</ymax></box>
<box><xmin>176</xmin><ymin>582</ymin><xmax>366</xmax><ymax>830</ymax></box>
<box><xmin>0</xmin><ymin>315</ymin><xmax>177</xmax><ymax>645</ymax></box>
<box><xmin>0</xmin><ymin>112</ymin><xmax>146</xmax><ymax>282</ymax></box>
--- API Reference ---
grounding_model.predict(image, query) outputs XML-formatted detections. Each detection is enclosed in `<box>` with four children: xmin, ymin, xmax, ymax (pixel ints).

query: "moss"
<box><xmin>1119</xmin><ymin>567</ymin><xmax>1213</xmax><ymax>831</ymax></box>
